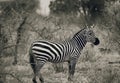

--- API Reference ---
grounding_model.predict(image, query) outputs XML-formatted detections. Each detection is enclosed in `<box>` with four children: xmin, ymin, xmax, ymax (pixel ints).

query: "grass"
<box><xmin>0</xmin><ymin>50</ymin><xmax>120</xmax><ymax>83</ymax></box>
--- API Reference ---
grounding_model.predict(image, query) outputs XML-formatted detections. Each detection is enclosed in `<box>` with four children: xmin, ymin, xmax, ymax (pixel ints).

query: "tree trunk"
<box><xmin>13</xmin><ymin>17</ymin><xmax>27</xmax><ymax>65</ymax></box>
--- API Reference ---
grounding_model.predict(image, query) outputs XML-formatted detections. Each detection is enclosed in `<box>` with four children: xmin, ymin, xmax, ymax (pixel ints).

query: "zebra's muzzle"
<box><xmin>93</xmin><ymin>38</ymin><xmax>100</xmax><ymax>45</ymax></box>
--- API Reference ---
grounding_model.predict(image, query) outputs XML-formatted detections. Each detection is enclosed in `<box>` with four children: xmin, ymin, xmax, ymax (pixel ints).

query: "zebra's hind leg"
<box><xmin>68</xmin><ymin>59</ymin><xmax>77</xmax><ymax>81</ymax></box>
<box><xmin>33</xmin><ymin>61</ymin><xmax>45</xmax><ymax>83</ymax></box>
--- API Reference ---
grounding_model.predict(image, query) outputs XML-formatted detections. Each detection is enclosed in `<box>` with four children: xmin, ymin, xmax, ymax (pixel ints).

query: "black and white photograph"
<box><xmin>0</xmin><ymin>0</ymin><xmax>120</xmax><ymax>83</ymax></box>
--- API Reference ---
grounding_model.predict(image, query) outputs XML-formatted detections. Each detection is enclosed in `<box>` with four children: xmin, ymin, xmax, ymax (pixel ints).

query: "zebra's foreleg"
<box><xmin>33</xmin><ymin>61</ymin><xmax>45</xmax><ymax>83</ymax></box>
<box><xmin>32</xmin><ymin>75</ymin><xmax>37</xmax><ymax>83</ymax></box>
<box><xmin>68</xmin><ymin>59</ymin><xmax>77</xmax><ymax>81</ymax></box>
<box><xmin>39</xmin><ymin>73</ymin><xmax>44</xmax><ymax>83</ymax></box>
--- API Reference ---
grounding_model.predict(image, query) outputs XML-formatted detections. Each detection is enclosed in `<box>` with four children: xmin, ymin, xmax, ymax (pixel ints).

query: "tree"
<box><xmin>50</xmin><ymin>0</ymin><xmax>80</xmax><ymax>14</ymax></box>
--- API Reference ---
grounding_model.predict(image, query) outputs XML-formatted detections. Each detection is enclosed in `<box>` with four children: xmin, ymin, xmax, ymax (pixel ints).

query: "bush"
<box><xmin>0</xmin><ymin>0</ymin><xmax>36</xmax><ymax>16</ymax></box>
<box><xmin>50</xmin><ymin>0</ymin><xmax>80</xmax><ymax>14</ymax></box>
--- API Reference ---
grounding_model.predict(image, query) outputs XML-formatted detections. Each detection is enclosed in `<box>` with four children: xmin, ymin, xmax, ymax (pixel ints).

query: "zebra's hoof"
<box><xmin>68</xmin><ymin>77</ymin><xmax>74</xmax><ymax>81</ymax></box>
<box><xmin>40</xmin><ymin>78</ymin><xmax>44</xmax><ymax>83</ymax></box>
<box><xmin>32</xmin><ymin>79</ymin><xmax>37</xmax><ymax>83</ymax></box>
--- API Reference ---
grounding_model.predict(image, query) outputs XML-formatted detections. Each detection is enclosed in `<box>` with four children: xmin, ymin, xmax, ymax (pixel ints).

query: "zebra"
<box><xmin>29</xmin><ymin>28</ymin><xmax>100</xmax><ymax>83</ymax></box>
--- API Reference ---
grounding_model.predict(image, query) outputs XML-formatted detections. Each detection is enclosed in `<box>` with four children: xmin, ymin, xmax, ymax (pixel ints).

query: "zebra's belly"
<box><xmin>48</xmin><ymin>57</ymin><xmax>64</xmax><ymax>63</ymax></box>
<box><xmin>48</xmin><ymin>60</ymin><xmax>68</xmax><ymax>63</ymax></box>
<box><xmin>48</xmin><ymin>55</ymin><xmax>69</xmax><ymax>63</ymax></box>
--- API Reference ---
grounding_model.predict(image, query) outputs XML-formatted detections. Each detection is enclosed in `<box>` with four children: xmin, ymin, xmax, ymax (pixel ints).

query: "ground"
<box><xmin>0</xmin><ymin>48</ymin><xmax>120</xmax><ymax>83</ymax></box>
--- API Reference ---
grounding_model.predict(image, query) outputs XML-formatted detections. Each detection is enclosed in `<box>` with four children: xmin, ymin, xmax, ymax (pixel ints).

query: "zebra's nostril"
<box><xmin>94</xmin><ymin>38</ymin><xmax>100</xmax><ymax>45</ymax></box>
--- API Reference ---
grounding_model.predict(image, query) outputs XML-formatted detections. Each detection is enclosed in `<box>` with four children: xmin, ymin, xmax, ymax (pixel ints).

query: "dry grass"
<box><xmin>0</xmin><ymin>51</ymin><xmax>120</xmax><ymax>83</ymax></box>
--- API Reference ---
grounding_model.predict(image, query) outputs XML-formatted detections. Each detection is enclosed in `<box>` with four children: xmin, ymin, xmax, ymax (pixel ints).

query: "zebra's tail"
<box><xmin>29</xmin><ymin>45</ymin><xmax>36</xmax><ymax>73</ymax></box>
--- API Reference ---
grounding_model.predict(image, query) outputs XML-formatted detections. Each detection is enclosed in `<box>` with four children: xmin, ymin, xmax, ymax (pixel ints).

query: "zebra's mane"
<box><xmin>73</xmin><ymin>28</ymin><xmax>87</xmax><ymax>38</ymax></box>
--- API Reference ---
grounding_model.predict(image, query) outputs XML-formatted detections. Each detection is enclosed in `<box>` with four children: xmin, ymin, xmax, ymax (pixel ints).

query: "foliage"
<box><xmin>0</xmin><ymin>24</ymin><xmax>8</xmax><ymax>56</ymax></box>
<box><xmin>50</xmin><ymin>0</ymin><xmax>105</xmax><ymax>16</ymax></box>
<box><xmin>0</xmin><ymin>0</ymin><xmax>36</xmax><ymax>58</ymax></box>
<box><xmin>0</xmin><ymin>0</ymin><xmax>36</xmax><ymax>17</ymax></box>
<box><xmin>50</xmin><ymin>0</ymin><xmax>80</xmax><ymax>14</ymax></box>
<box><xmin>89</xmin><ymin>65</ymin><xmax>120</xmax><ymax>83</ymax></box>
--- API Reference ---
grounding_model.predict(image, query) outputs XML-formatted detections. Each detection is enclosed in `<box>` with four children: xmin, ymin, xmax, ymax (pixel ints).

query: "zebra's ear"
<box><xmin>86</xmin><ymin>27</ymin><xmax>90</xmax><ymax>31</ymax></box>
<box><xmin>83</xmin><ymin>28</ymin><xmax>89</xmax><ymax>35</ymax></box>
<box><xmin>86</xmin><ymin>25</ymin><xmax>89</xmax><ymax>29</ymax></box>
<box><xmin>90</xmin><ymin>24</ymin><xmax>95</xmax><ymax>29</ymax></box>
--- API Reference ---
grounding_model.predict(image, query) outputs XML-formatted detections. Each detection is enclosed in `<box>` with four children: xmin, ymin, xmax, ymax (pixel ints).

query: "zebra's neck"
<box><xmin>72</xmin><ymin>34</ymin><xmax>87</xmax><ymax>49</ymax></box>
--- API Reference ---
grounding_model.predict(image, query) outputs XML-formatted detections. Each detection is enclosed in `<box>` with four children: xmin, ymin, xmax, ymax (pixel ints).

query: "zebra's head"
<box><xmin>84</xmin><ymin>28</ymin><xmax>100</xmax><ymax>45</ymax></box>
<box><xmin>73</xmin><ymin>28</ymin><xmax>100</xmax><ymax>46</ymax></box>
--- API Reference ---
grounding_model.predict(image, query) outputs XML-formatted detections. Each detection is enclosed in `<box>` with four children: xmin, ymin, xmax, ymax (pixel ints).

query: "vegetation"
<box><xmin>0</xmin><ymin>0</ymin><xmax>120</xmax><ymax>83</ymax></box>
